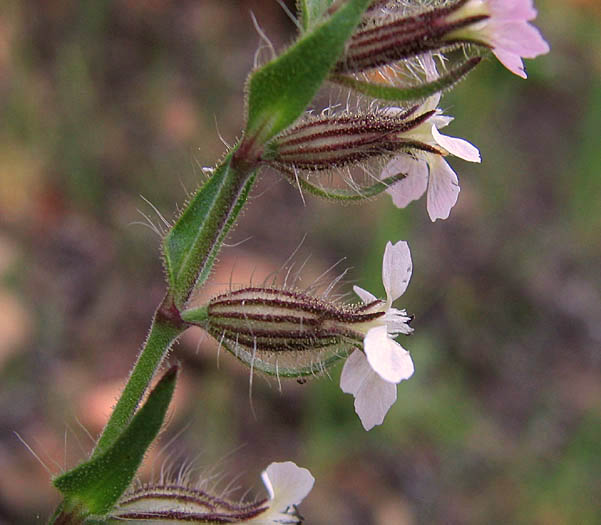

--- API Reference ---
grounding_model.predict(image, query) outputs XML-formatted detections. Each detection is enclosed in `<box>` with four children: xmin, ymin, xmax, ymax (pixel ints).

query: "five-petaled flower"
<box><xmin>382</xmin><ymin>94</ymin><xmax>481</xmax><ymax>221</ymax></box>
<box><xmin>340</xmin><ymin>240</ymin><xmax>415</xmax><ymax>431</ymax></box>
<box><xmin>446</xmin><ymin>0</ymin><xmax>550</xmax><ymax>79</ymax></box>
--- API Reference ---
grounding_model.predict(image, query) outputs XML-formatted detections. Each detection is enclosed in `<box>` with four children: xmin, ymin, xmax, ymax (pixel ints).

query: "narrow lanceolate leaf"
<box><xmin>330</xmin><ymin>57</ymin><xmax>482</xmax><ymax>102</ymax></box>
<box><xmin>53</xmin><ymin>367</ymin><xmax>178</xmax><ymax>518</ymax></box>
<box><xmin>298</xmin><ymin>0</ymin><xmax>335</xmax><ymax>31</ymax></box>
<box><xmin>162</xmin><ymin>150</ymin><xmax>256</xmax><ymax>307</ymax></box>
<box><xmin>202</xmin><ymin>287</ymin><xmax>385</xmax><ymax>378</ymax></box>
<box><xmin>245</xmin><ymin>0</ymin><xmax>372</xmax><ymax>145</ymax></box>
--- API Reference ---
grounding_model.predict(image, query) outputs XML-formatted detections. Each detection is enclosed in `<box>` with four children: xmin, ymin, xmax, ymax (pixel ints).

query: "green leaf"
<box><xmin>298</xmin><ymin>0</ymin><xmax>335</xmax><ymax>31</ymax></box>
<box><xmin>53</xmin><ymin>366</ymin><xmax>178</xmax><ymax>517</ymax></box>
<box><xmin>330</xmin><ymin>57</ymin><xmax>482</xmax><ymax>102</ymax></box>
<box><xmin>162</xmin><ymin>150</ymin><xmax>256</xmax><ymax>306</ymax></box>
<box><xmin>92</xmin><ymin>316</ymin><xmax>182</xmax><ymax>458</ymax></box>
<box><xmin>245</xmin><ymin>0</ymin><xmax>371</xmax><ymax>145</ymax></box>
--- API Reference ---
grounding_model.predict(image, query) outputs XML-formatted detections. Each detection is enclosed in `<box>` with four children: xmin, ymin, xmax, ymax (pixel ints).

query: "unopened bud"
<box><xmin>264</xmin><ymin>108</ymin><xmax>439</xmax><ymax>175</ymax></box>
<box><xmin>335</xmin><ymin>0</ymin><xmax>488</xmax><ymax>74</ymax></box>
<box><xmin>109</xmin><ymin>461</ymin><xmax>314</xmax><ymax>524</ymax></box>
<box><xmin>204</xmin><ymin>287</ymin><xmax>386</xmax><ymax>378</ymax></box>
<box><xmin>110</xmin><ymin>485</ymin><xmax>268</xmax><ymax>523</ymax></box>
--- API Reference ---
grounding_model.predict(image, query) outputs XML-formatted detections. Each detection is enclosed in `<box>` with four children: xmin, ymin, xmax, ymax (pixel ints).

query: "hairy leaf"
<box><xmin>162</xmin><ymin>150</ymin><xmax>256</xmax><ymax>306</ymax></box>
<box><xmin>54</xmin><ymin>367</ymin><xmax>178</xmax><ymax>517</ymax></box>
<box><xmin>298</xmin><ymin>0</ymin><xmax>335</xmax><ymax>30</ymax></box>
<box><xmin>245</xmin><ymin>0</ymin><xmax>371</xmax><ymax>145</ymax></box>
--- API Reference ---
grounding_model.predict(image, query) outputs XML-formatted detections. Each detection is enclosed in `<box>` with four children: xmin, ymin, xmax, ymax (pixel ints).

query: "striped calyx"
<box><xmin>264</xmin><ymin>107</ymin><xmax>440</xmax><ymax>175</ymax></box>
<box><xmin>109</xmin><ymin>484</ymin><xmax>269</xmax><ymax>523</ymax></box>
<box><xmin>205</xmin><ymin>287</ymin><xmax>387</xmax><ymax>378</ymax></box>
<box><xmin>108</xmin><ymin>461</ymin><xmax>314</xmax><ymax>524</ymax></box>
<box><xmin>335</xmin><ymin>0</ymin><xmax>488</xmax><ymax>74</ymax></box>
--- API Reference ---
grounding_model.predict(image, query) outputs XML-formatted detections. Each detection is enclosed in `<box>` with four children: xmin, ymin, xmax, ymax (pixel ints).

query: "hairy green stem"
<box><xmin>95</xmin><ymin>145</ymin><xmax>261</xmax><ymax>452</ymax></box>
<box><xmin>93</xmin><ymin>300</ymin><xmax>184</xmax><ymax>457</ymax></box>
<box><xmin>50</xmin><ymin>143</ymin><xmax>261</xmax><ymax>523</ymax></box>
<box><xmin>49</xmin><ymin>302</ymin><xmax>183</xmax><ymax>524</ymax></box>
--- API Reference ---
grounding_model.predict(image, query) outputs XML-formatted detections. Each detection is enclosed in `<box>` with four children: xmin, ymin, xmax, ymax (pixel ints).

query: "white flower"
<box><xmin>383</xmin><ymin>94</ymin><xmax>481</xmax><ymax>221</ymax></box>
<box><xmin>248</xmin><ymin>462</ymin><xmax>315</xmax><ymax>524</ymax></box>
<box><xmin>447</xmin><ymin>0</ymin><xmax>550</xmax><ymax>79</ymax></box>
<box><xmin>340</xmin><ymin>240</ymin><xmax>415</xmax><ymax>431</ymax></box>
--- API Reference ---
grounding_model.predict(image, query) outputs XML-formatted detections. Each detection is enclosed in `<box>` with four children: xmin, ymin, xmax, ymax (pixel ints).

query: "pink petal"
<box><xmin>382</xmin><ymin>240</ymin><xmax>412</xmax><ymax>303</ymax></box>
<box><xmin>426</xmin><ymin>156</ymin><xmax>460</xmax><ymax>221</ymax></box>
<box><xmin>340</xmin><ymin>349</ymin><xmax>398</xmax><ymax>431</ymax></box>
<box><xmin>383</xmin><ymin>154</ymin><xmax>428</xmax><ymax>209</ymax></box>
<box><xmin>364</xmin><ymin>326</ymin><xmax>415</xmax><ymax>383</ymax></box>
<box><xmin>385</xmin><ymin>307</ymin><xmax>414</xmax><ymax>335</ymax></box>
<box><xmin>493</xmin><ymin>48</ymin><xmax>527</xmax><ymax>78</ymax></box>
<box><xmin>262</xmin><ymin>462</ymin><xmax>314</xmax><ymax>508</ymax></box>
<box><xmin>340</xmin><ymin>349</ymin><xmax>371</xmax><ymax>395</ymax></box>
<box><xmin>490</xmin><ymin>20</ymin><xmax>550</xmax><ymax>58</ymax></box>
<box><xmin>463</xmin><ymin>1</ymin><xmax>548</xmax><ymax>78</ymax></box>
<box><xmin>431</xmin><ymin>126</ymin><xmax>481</xmax><ymax>163</ymax></box>
<box><xmin>489</xmin><ymin>0</ymin><xmax>537</xmax><ymax>21</ymax></box>
<box><xmin>432</xmin><ymin>114</ymin><xmax>454</xmax><ymax>130</ymax></box>
<box><xmin>353</xmin><ymin>285</ymin><xmax>377</xmax><ymax>304</ymax></box>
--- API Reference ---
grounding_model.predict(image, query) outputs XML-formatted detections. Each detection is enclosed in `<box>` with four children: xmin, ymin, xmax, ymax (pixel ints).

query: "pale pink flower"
<box><xmin>448</xmin><ymin>0</ymin><xmax>550</xmax><ymax>78</ymax></box>
<box><xmin>340</xmin><ymin>241</ymin><xmax>414</xmax><ymax>431</ymax></box>
<box><xmin>382</xmin><ymin>94</ymin><xmax>480</xmax><ymax>221</ymax></box>
<box><xmin>249</xmin><ymin>462</ymin><xmax>315</xmax><ymax>524</ymax></box>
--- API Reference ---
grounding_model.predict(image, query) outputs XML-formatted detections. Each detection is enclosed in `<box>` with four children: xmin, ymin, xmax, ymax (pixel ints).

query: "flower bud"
<box><xmin>335</xmin><ymin>0</ymin><xmax>487</xmax><ymax>74</ymax></box>
<box><xmin>109</xmin><ymin>485</ymin><xmax>268</xmax><ymax>522</ymax></box>
<box><xmin>109</xmin><ymin>461</ymin><xmax>314</xmax><ymax>524</ymax></box>
<box><xmin>336</xmin><ymin>0</ymin><xmax>549</xmax><ymax>80</ymax></box>
<box><xmin>204</xmin><ymin>287</ymin><xmax>387</xmax><ymax>378</ymax></box>
<box><xmin>264</xmin><ymin>108</ymin><xmax>439</xmax><ymax>175</ymax></box>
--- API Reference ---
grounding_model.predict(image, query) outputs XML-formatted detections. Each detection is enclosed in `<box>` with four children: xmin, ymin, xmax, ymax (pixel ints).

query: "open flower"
<box><xmin>445</xmin><ymin>0</ymin><xmax>550</xmax><ymax>78</ymax></box>
<box><xmin>248</xmin><ymin>461</ymin><xmax>315</xmax><ymax>525</ymax></box>
<box><xmin>382</xmin><ymin>94</ymin><xmax>480</xmax><ymax>221</ymax></box>
<box><xmin>340</xmin><ymin>240</ymin><xmax>415</xmax><ymax>430</ymax></box>
<box><xmin>249</xmin><ymin>462</ymin><xmax>315</xmax><ymax>524</ymax></box>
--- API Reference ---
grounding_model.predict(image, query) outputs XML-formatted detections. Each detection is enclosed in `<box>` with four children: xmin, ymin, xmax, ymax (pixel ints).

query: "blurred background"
<box><xmin>1</xmin><ymin>0</ymin><xmax>600</xmax><ymax>523</ymax></box>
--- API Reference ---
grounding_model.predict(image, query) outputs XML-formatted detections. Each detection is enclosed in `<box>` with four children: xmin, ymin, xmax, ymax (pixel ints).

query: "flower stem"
<box><xmin>50</xmin><ymin>143</ymin><xmax>261</xmax><ymax>523</ymax></box>
<box><xmin>93</xmin><ymin>144</ymin><xmax>262</xmax><ymax>455</ymax></box>
<box><xmin>48</xmin><ymin>296</ymin><xmax>184</xmax><ymax>524</ymax></box>
<box><xmin>92</xmin><ymin>294</ymin><xmax>185</xmax><ymax>457</ymax></box>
